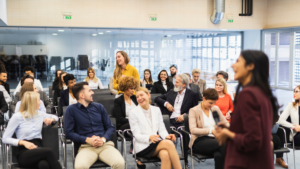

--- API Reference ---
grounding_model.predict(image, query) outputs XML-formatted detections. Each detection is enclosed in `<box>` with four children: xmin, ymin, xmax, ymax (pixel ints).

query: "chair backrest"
<box><xmin>183</xmin><ymin>114</ymin><xmax>190</xmax><ymax>133</ymax></box>
<box><xmin>74</xmin><ymin>117</ymin><xmax>118</xmax><ymax>156</ymax></box>
<box><xmin>12</xmin><ymin>123</ymin><xmax>59</xmax><ymax>163</ymax></box>
<box><xmin>57</xmin><ymin>97</ymin><xmax>62</xmax><ymax>116</ymax></box>
<box><xmin>150</xmin><ymin>93</ymin><xmax>162</xmax><ymax>105</ymax></box>
<box><xmin>110</xmin><ymin>104</ymin><xmax>114</xmax><ymax>117</ymax></box>
<box><xmin>49</xmin><ymin>86</ymin><xmax>53</xmax><ymax>98</ymax></box>
<box><xmin>93</xmin><ymin>95</ymin><xmax>115</xmax><ymax>113</ymax></box>
<box><xmin>162</xmin><ymin>115</ymin><xmax>172</xmax><ymax>134</ymax></box>
<box><xmin>92</xmin><ymin>89</ymin><xmax>112</xmax><ymax>95</ymax></box>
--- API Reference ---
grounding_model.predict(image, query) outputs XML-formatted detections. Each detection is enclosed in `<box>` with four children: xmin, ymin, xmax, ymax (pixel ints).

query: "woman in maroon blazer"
<box><xmin>214</xmin><ymin>50</ymin><xmax>279</xmax><ymax>169</ymax></box>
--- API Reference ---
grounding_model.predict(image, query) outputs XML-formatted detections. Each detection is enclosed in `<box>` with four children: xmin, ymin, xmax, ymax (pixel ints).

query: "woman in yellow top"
<box><xmin>113</xmin><ymin>51</ymin><xmax>140</xmax><ymax>94</ymax></box>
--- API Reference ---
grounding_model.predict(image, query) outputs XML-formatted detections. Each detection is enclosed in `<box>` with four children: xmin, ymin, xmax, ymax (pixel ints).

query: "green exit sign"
<box><xmin>63</xmin><ymin>16</ymin><xmax>72</xmax><ymax>20</ymax></box>
<box><xmin>150</xmin><ymin>17</ymin><xmax>157</xmax><ymax>21</ymax></box>
<box><xmin>227</xmin><ymin>19</ymin><xmax>233</xmax><ymax>23</ymax></box>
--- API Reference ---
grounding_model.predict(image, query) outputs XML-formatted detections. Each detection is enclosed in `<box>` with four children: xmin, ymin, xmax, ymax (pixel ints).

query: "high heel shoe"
<box><xmin>136</xmin><ymin>161</ymin><xmax>146</xmax><ymax>169</ymax></box>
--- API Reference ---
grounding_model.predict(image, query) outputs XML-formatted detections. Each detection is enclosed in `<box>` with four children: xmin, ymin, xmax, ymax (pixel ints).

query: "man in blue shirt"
<box><xmin>64</xmin><ymin>82</ymin><xmax>125</xmax><ymax>169</ymax></box>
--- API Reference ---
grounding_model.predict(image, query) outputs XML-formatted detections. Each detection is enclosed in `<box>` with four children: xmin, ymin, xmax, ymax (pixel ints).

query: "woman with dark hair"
<box><xmin>140</xmin><ymin>69</ymin><xmax>155</xmax><ymax>90</ymax></box>
<box><xmin>53</xmin><ymin>72</ymin><xmax>67</xmax><ymax>106</ymax></box>
<box><xmin>52</xmin><ymin>69</ymin><xmax>62</xmax><ymax>91</ymax></box>
<box><xmin>151</xmin><ymin>70</ymin><xmax>174</xmax><ymax>94</ymax></box>
<box><xmin>214</xmin><ymin>50</ymin><xmax>280</xmax><ymax>169</ymax></box>
<box><xmin>59</xmin><ymin>74</ymin><xmax>77</xmax><ymax>108</ymax></box>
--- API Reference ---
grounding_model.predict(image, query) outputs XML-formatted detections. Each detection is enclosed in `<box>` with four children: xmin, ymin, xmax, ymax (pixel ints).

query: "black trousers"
<box><xmin>273</xmin><ymin>132</ymin><xmax>284</xmax><ymax>158</ymax></box>
<box><xmin>170</xmin><ymin>119</ymin><xmax>189</xmax><ymax>163</ymax></box>
<box><xmin>192</xmin><ymin>136</ymin><xmax>225</xmax><ymax>169</ymax></box>
<box><xmin>294</xmin><ymin>133</ymin><xmax>300</xmax><ymax>146</ymax></box>
<box><xmin>17</xmin><ymin>139</ymin><xmax>62</xmax><ymax>169</ymax></box>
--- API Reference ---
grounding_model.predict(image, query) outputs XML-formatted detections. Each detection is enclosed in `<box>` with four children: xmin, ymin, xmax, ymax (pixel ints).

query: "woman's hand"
<box><xmin>44</xmin><ymin>118</ymin><xmax>54</xmax><ymax>125</ymax></box>
<box><xmin>165</xmin><ymin>134</ymin><xmax>176</xmax><ymax>141</ymax></box>
<box><xmin>19</xmin><ymin>140</ymin><xmax>37</xmax><ymax>150</ymax></box>
<box><xmin>293</xmin><ymin>125</ymin><xmax>300</xmax><ymax>132</ymax></box>
<box><xmin>214</xmin><ymin>126</ymin><xmax>235</xmax><ymax>145</ymax></box>
<box><xmin>149</xmin><ymin>135</ymin><xmax>160</xmax><ymax>143</ymax></box>
<box><xmin>225</xmin><ymin>111</ymin><xmax>231</xmax><ymax>120</ymax></box>
<box><xmin>217</xmin><ymin>121</ymin><xmax>230</xmax><ymax>129</ymax></box>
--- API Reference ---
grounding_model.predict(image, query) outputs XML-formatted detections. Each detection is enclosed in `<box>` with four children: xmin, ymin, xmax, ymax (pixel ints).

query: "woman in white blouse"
<box><xmin>189</xmin><ymin>88</ymin><xmax>229</xmax><ymax>169</ymax></box>
<box><xmin>3</xmin><ymin>91</ymin><xmax>61</xmax><ymax>169</ymax></box>
<box><xmin>278</xmin><ymin>85</ymin><xmax>300</xmax><ymax>146</ymax></box>
<box><xmin>140</xmin><ymin>69</ymin><xmax>155</xmax><ymax>91</ymax></box>
<box><xmin>129</xmin><ymin>87</ymin><xmax>182</xmax><ymax>169</ymax></box>
<box><xmin>84</xmin><ymin>67</ymin><xmax>104</xmax><ymax>89</ymax></box>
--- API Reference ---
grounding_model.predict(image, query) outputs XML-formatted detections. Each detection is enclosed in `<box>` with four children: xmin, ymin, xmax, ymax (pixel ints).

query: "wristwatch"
<box><xmin>101</xmin><ymin>137</ymin><xmax>106</xmax><ymax>143</ymax></box>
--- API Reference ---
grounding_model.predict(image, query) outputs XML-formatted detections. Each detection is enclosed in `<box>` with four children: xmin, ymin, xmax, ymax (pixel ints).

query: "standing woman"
<box><xmin>53</xmin><ymin>71</ymin><xmax>67</xmax><ymax>106</ymax></box>
<box><xmin>84</xmin><ymin>67</ymin><xmax>104</xmax><ymax>89</ymax></box>
<box><xmin>3</xmin><ymin>92</ymin><xmax>62</xmax><ymax>169</ymax></box>
<box><xmin>52</xmin><ymin>69</ymin><xmax>62</xmax><ymax>91</ymax></box>
<box><xmin>214</xmin><ymin>78</ymin><xmax>234</xmax><ymax>122</ymax></box>
<box><xmin>151</xmin><ymin>70</ymin><xmax>174</xmax><ymax>94</ymax></box>
<box><xmin>113</xmin><ymin>51</ymin><xmax>140</xmax><ymax>95</ymax></box>
<box><xmin>140</xmin><ymin>69</ymin><xmax>155</xmax><ymax>90</ymax></box>
<box><xmin>129</xmin><ymin>87</ymin><xmax>182</xmax><ymax>169</ymax></box>
<box><xmin>214</xmin><ymin>50</ymin><xmax>279</xmax><ymax>169</ymax></box>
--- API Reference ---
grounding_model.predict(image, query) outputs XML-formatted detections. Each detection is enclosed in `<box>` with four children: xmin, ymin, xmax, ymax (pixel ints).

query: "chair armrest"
<box><xmin>117</xmin><ymin>130</ymin><xmax>127</xmax><ymax>163</ymax></box>
<box><xmin>126</xmin><ymin>130</ymin><xmax>133</xmax><ymax>138</ymax></box>
<box><xmin>171</xmin><ymin>128</ymin><xmax>184</xmax><ymax>153</ymax></box>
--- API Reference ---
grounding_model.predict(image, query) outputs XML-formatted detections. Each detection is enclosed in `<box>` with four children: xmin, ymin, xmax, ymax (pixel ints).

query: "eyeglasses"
<box><xmin>294</xmin><ymin>91</ymin><xmax>300</xmax><ymax>93</ymax></box>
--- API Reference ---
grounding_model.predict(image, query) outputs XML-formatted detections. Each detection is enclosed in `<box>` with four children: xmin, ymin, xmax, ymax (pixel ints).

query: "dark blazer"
<box><xmin>189</xmin><ymin>83</ymin><xmax>203</xmax><ymax>101</ymax></box>
<box><xmin>224</xmin><ymin>86</ymin><xmax>273</xmax><ymax>169</ymax></box>
<box><xmin>0</xmin><ymin>91</ymin><xmax>8</xmax><ymax>113</ymax></box>
<box><xmin>2</xmin><ymin>82</ymin><xmax>10</xmax><ymax>95</ymax></box>
<box><xmin>53</xmin><ymin>86</ymin><xmax>63</xmax><ymax>106</ymax></box>
<box><xmin>52</xmin><ymin>81</ymin><xmax>59</xmax><ymax>92</ymax></box>
<box><xmin>113</xmin><ymin>95</ymin><xmax>138</xmax><ymax>129</ymax></box>
<box><xmin>60</xmin><ymin>89</ymin><xmax>70</xmax><ymax>108</ymax></box>
<box><xmin>151</xmin><ymin>81</ymin><xmax>174</xmax><ymax>94</ymax></box>
<box><xmin>154</xmin><ymin>88</ymin><xmax>198</xmax><ymax>116</ymax></box>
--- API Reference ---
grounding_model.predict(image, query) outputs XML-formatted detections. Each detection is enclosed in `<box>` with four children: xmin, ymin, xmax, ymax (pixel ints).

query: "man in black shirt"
<box><xmin>0</xmin><ymin>71</ymin><xmax>10</xmax><ymax>95</ymax></box>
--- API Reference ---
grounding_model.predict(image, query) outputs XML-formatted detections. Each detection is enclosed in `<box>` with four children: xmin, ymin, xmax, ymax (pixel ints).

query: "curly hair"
<box><xmin>118</xmin><ymin>76</ymin><xmax>139</xmax><ymax>92</ymax></box>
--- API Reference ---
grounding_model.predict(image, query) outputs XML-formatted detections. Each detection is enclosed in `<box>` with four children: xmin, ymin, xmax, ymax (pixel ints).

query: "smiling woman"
<box><xmin>112</xmin><ymin>51</ymin><xmax>140</xmax><ymax>95</ymax></box>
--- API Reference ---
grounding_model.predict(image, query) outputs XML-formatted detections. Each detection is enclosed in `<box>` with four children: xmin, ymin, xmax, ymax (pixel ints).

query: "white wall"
<box><xmin>0</xmin><ymin>0</ymin><xmax>7</xmax><ymax>26</ymax></box>
<box><xmin>243</xmin><ymin>30</ymin><xmax>261</xmax><ymax>50</ymax></box>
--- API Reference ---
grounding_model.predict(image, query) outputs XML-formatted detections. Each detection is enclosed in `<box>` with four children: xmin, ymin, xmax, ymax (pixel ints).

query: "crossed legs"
<box><xmin>151</xmin><ymin>140</ymin><xmax>182</xmax><ymax>169</ymax></box>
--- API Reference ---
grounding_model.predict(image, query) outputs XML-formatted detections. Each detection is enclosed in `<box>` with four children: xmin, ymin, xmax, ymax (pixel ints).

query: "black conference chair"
<box><xmin>92</xmin><ymin>95</ymin><xmax>115</xmax><ymax>114</ymax></box>
<box><xmin>48</xmin><ymin>86</ymin><xmax>53</xmax><ymax>99</ymax></box>
<box><xmin>129</xmin><ymin>115</ymin><xmax>185</xmax><ymax>169</ymax></box>
<box><xmin>179</xmin><ymin>114</ymin><xmax>213</xmax><ymax>169</ymax></box>
<box><xmin>72</xmin><ymin>117</ymin><xmax>122</xmax><ymax>168</ymax></box>
<box><xmin>273</xmin><ymin>127</ymin><xmax>290</xmax><ymax>167</ymax></box>
<box><xmin>92</xmin><ymin>89</ymin><xmax>112</xmax><ymax>95</ymax></box>
<box><xmin>150</xmin><ymin>93</ymin><xmax>161</xmax><ymax>105</ymax></box>
<box><xmin>6</xmin><ymin>123</ymin><xmax>60</xmax><ymax>169</ymax></box>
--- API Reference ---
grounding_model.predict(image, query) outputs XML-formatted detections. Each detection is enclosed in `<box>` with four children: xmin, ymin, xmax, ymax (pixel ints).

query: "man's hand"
<box><xmin>86</xmin><ymin>136</ymin><xmax>97</xmax><ymax>146</ymax></box>
<box><xmin>166</xmin><ymin>103</ymin><xmax>175</xmax><ymax>112</ymax></box>
<box><xmin>165</xmin><ymin>134</ymin><xmax>176</xmax><ymax>141</ymax></box>
<box><xmin>92</xmin><ymin>136</ymin><xmax>104</xmax><ymax>148</ymax></box>
<box><xmin>176</xmin><ymin>115</ymin><xmax>184</xmax><ymax>122</ymax></box>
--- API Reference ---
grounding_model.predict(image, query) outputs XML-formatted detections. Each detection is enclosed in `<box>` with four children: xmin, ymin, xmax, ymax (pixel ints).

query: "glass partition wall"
<box><xmin>0</xmin><ymin>27</ymin><xmax>242</xmax><ymax>90</ymax></box>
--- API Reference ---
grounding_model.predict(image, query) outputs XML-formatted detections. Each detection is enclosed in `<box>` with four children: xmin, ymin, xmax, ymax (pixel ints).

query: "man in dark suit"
<box><xmin>155</xmin><ymin>74</ymin><xmax>198</xmax><ymax>168</ymax></box>
<box><xmin>0</xmin><ymin>71</ymin><xmax>10</xmax><ymax>95</ymax></box>
<box><xmin>184</xmin><ymin>73</ymin><xmax>203</xmax><ymax>101</ymax></box>
<box><xmin>168</xmin><ymin>64</ymin><xmax>177</xmax><ymax>84</ymax></box>
<box><xmin>0</xmin><ymin>91</ymin><xmax>8</xmax><ymax>125</ymax></box>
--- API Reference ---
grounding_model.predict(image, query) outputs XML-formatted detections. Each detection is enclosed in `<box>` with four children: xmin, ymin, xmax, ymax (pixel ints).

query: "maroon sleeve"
<box><xmin>232</xmin><ymin>90</ymin><xmax>263</xmax><ymax>153</ymax></box>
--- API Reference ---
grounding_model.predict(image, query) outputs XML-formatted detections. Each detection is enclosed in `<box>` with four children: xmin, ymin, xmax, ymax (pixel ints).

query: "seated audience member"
<box><xmin>214</xmin><ymin>78</ymin><xmax>233</xmax><ymax>122</ymax></box>
<box><xmin>14</xmin><ymin>66</ymin><xmax>44</xmax><ymax>95</ymax></box>
<box><xmin>113</xmin><ymin>76</ymin><xmax>139</xmax><ymax>154</ymax></box>
<box><xmin>184</xmin><ymin>73</ymin><xmax>203</xmax><ymax>101</ymax></box>
<box><xmin>11</xmin><ymin>74</ymin><xmax>51</xmax><ymax>113</ymax></box>
<box><xmin>129</xmin><ymin>87</ymin><xmax>182</xmax><ymax>169</ymax></box>
<box><xmin>0</xmin><ymin>91</ymin><xmax>8</xmax><ymax>115</ymax></box>
<box><xmin>15</xmin><ymin>83</ymin><xmax>46</xmax><ymax>113</ymax></box>
<box><xmin>109</xmin><ymin>77</ymin><xmax>118</xmax><ymax>95</ymax></box>
<box><xmin>53</xmin><ymin>71</ymin><xmax>67</xmax><ymax>106</ymax></box>
<box><xmin>84</xmin><ymin>67</ymin><xmax>104</xmax><ymax>89</ymax></box>
<box><xmin>52</xmin><ymin>69</ymin><xmax>62</xmax><ymax>91</ymax></box>
<box><xmin>168</xmin><ymin>64</ymin><xmax>177</xmax><ymax>84</ymax></box>
<box><xmin>140</xmin><ymin>69</ymin><xmax>155</xmax><ymax>90</ymax></box>
<box><xmin>64</xmin><ymin>82</ymin><xmax>125</xmax><ymax>169</ymax></box>
<box><xmin>189</xmin><ymin>88</ymin><xmax>228</xmax><ymax>169</ymax></box>
<box><xmin>191</xmin><ymin>68</ymin><xmax>206</xmax><ymax>95</ymax></box>
<box><xmin>0</xmin><ymin>74</ymin><xmax>11</xmax><ymax>103</ymax></box>
<box><xmin>278</xmin><ymin>85</ymin><xmax>300</xmax><ymax>147</ymax></box>
<box><xmin>60</xmin><ymin>74</ymin><xmax>77</xmax><ymax>108</ymax></box>
<box><xmin>216</xmin><ymin>71</ymin><xmax>235</xmax><ymax>100</ymax></box>
<box><xmin>3</xmin><ymin>92</ymin><xmax>61</xmax><ymax>169</ymax></box>
<box><xmin>154</xmin><ymin>74</ymin><xmax>198</xmax><ymax>166</ymax></box>
<box><xmin>272</xmin><ymin>123</ymin><xmax>288</xmax><ymax>168</ymax></box>
<box><xmin>151</xmin><ymin>70</ymin><xmax>174</xmax><ymax>94</ymax></box>
<box><xmin>0</xmin><ymin>71</ymin><xmax>10</xmax><ymax>95</ymax></box>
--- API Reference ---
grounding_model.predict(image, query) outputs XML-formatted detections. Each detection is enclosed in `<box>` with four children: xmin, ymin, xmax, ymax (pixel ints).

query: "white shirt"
<box><xmin>202</xmin><ymin>110</ymin><xmax>216</xmax><ymax>137</ymax></box>
<box><xmin>84</xmin><ymin>78</ymin><xmax>104</xmax><ymax>89</ymax></box>
<box><xmin>167</xmin><ymin>89</ymin><xmax>186</xmax><ymax>119</ymax></box>
<box><xmin>161</xmin><ymin>81</ymin><xmax>167</xmax><ymax>91</ymax></box>
<box><xmin>141</xmin><ymin>106</ymin><xmax>153</xmax><ymax>131</ymax></box>
<box><xmin>63</xmin><ymin>85</ymin><xmax>67</xmax><ymax>90</ymax></box>
<box><xmin>226</xmin><ymin>83</ymin><xmax>235</xmax><ymax>100</ymax></box>
<box><xmin>125</xmin><ymin>99</ymin><xmax>137</xmax><ymax>118</ymax></box>
<box><xmin>69</xmin><ymin>93</ymin><xmax>77</xmax><ymax>105</ymax></box>
<box><xmin>14</xmin><ymin>79</ymin><xmax>44</xmax><ymax>96</ymax></box>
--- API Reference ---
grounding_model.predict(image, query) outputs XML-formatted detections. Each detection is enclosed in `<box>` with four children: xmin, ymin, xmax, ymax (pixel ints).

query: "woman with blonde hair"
<box><xmin>84</xmin><ymin>67</ymin><xmax>104</xmax><ymax>89</ymax></box>
<box><xmin>214</xmin><ymin>78</ymin><xmax>233</xmax><ymax>122</ymax></box>
<box><xmin>129</xmin><ymin>87</ymin><xmax>182</xmax><ymax>169</ymax></box>
<box><xmin>3</xmin><ymin>92</ymin><xmax>61</xmax><ymax>169</ymax></box>
<box><xmin>15</xmin><ymin>82</ymin><xmax>46</xmax><ymax>113</ymax></box>
<box><xmin>113</xmin><ymin>51</ymin><xmax>140</xmax><ymax>94</ymax></box>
